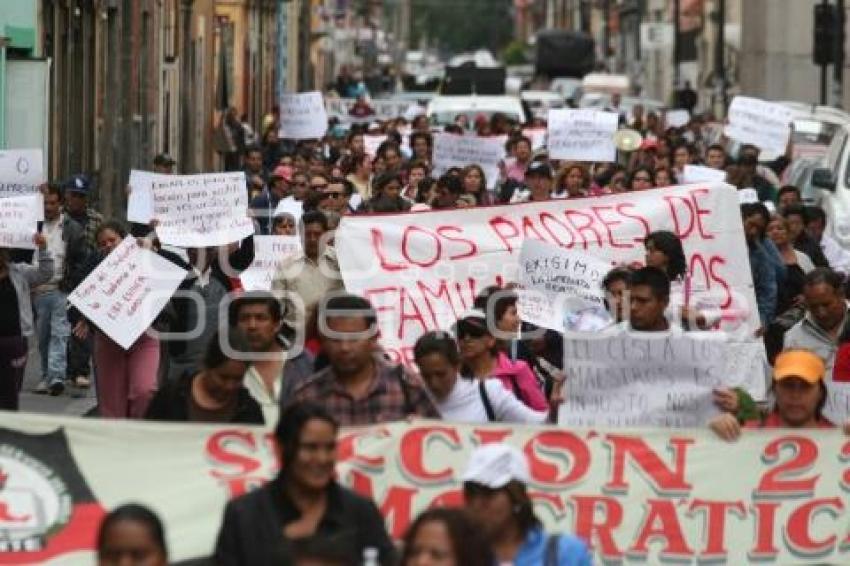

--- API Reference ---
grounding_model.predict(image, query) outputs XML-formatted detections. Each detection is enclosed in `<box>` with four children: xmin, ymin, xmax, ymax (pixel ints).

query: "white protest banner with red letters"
<box><xmin>0</xmin><ymin>412</ymin><xmax>849</xmax><ymax>565</ymax></box>
<box><xmin>336</xmin><ymin>183</ymin><xmax>758</xmax><ymax>366</ymax></box>
<box><xmin>67</xmin><ymin>238</ymin><xmax>187</xmax><ymax>349</ymax></box>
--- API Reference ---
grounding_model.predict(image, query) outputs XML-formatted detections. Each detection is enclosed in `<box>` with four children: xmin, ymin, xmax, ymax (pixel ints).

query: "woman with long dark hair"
<box><xmin>214</xmin><ymin>401</ymin><xmax>395</xmax><ymax>565</ymax></box>
<box><xmin>461</xmin><ymin>164</ymin><xmax>492</xmax><ymax>206</ymax></box>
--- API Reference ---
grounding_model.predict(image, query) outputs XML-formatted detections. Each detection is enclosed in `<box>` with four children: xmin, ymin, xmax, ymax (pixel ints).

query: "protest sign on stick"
<box><xmin>279</xmin><ymin>91</ymin><xmax>329</xmax><ymax>140</ymax></box>
<box><xmin>239</xmin><ymin>235</ymin><xmax>301</xmax><ymax>291</ymax></box>
<box><xmin>0</xmin><ymin>193</ymin><xmax>41</xmax><ymax>249</ymax></box>
<box><xmin>517</xmin><ymin>239</ymin><xmax>612</xmax><ymax>331</ymax></box>
<box><xmin>724</xmin><ymin>96</ymin><xmax>793</xmax><ymax>155</ymax></box>
<box><xmin>432</xmin><ymin>133</ymin><xmax>505</xmax><ymax>189</ymax></box>
<box><xmin>152</xmin><ymin>172</ymin><xmax>254</xmax><ymax>247</ymax></box>
<box><xmin>68</xmin><ymin>238</ymin><xmax>187</xmax><ymax>349</ymax></box>
<box><xmin>547</xmin><ymin>109</ymin><xmax>618</xmax><ymax>162</ymax></box>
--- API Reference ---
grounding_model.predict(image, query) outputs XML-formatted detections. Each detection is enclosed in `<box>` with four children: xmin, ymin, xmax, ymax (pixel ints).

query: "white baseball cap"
<box><xmin>462</xmin><ymin>444</ymin><xmax>530</xmax><ymax>489</ymax></box>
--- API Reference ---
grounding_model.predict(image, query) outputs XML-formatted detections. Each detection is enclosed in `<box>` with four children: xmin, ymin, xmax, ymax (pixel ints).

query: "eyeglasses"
<box><xmin>321</xmin><ymin>192</ymin><xmax>345</xmax><ymax>200</ymax></box>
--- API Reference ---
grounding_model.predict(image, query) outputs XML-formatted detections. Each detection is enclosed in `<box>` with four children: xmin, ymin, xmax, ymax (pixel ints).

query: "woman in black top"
<box><xmin>214</xmin><ymin>402</ymin><xmax>395</xmax><ymax>565</ymax></box>
<box><xmin>145</xmin><ymin>327</ymin><xmax>263</xmax><ymax>425</ymax></box>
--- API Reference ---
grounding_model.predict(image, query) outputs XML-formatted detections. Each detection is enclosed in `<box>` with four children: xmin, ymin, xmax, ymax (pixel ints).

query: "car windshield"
<box><xmin>792</xmin><ymin>120</ymin><xmax>839</xmax><ymax>147</ymax></box>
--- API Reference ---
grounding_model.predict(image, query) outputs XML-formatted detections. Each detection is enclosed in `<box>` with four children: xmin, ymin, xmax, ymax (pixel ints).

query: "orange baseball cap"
<box><xmin>773</xmin><ymin>350</ymin><xmax>825</xmax><ymax>384</ymax></box>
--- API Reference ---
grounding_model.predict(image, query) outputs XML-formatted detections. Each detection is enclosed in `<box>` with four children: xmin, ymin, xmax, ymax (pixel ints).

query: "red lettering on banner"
<box><xmin>708</xmin><ymin>256</ymin><xmax>733</xmax><ymax>309</ymax></box>
<box><xmin>436</xmin><ymin>225</ymin><xmax>478</xmax><ymax>260</ymax></box>
<box><xmin>471</xmin><ymin>428</ymin><xmax>514</xmax><ymax>444</ymax></box>
<box><xmin>206</xmin><ymin>430</ymin><xmax>262</xmax><ymax>479</ymax></box>
<box><xmin>591</xmin><ymin>206</ymin><xmax>631</xmax><ymax>249</ymax></box>
<box><xmin>749</xmin><ymin>502</ymin><xmax>781</xmax><ymax>560</ymax></box>
<box><xmin>564</xmin><ymin>210</ymin><xmax>603</xmax><ymax>249</ymax></box>
<box><xmin>840</xmin><ymin>440</ymin><xmax>850</xmax><ymax>491</ymax></box>
<box><xmin>524</xmin><ymin>431</ymin><xmax>590</xmax><ymax>488</ymax></box>
<box><xmin>489</xmin><ymin>216</ymin><xmax>520</xmax><ymax>253</ymax></box>
<box><xmin>687</xmin><ymin>499</ymin><xmax>746</xmax><ymax>559</ymax></box>
<box><xmin>785</xmin><ymin>497</ymin><xmax>844</xmax><ymax>557</ymax></box>
<box><xmin>572</xmin><ymin>495</ymin><xmax>624</xmax><ymax>559</ymax></box>
<box><xmin>349</xmin><ymin>469</ymin><xmax>418</xmax><ymax>539</ymax></box>
<box><xmin>399</xmin><ymin>426</ymin><xmax>461</xmax><ymax>485</ymax></box>
<box><xmin>539</xmin><ymin>211</ymin><xmax>576</xmax><ymax>248</ymax></box>
<box><xmin>401</xmin><ymin>226</ymin><xmax>441</xmax><ymax>268</ymax></box>
<box><xmin>371</xmin><ymin>228</ymin><xmax>406</xmax><ymax>272</ymax></box>
<box><xmin>616</xmin><ymin>203</ymin><xmax>651</xmax><ymax>244</ymax></box>
<box><xmin>628</xmin><ymin>499</ymin><xmax>693</xmax><ymax>559</ymax></box>
<box><xmin>689</xmin><ymin>188</ymin><xmax>715</xmax><ymax>240</ymax></box>
<box><xmin>398</xmin><ymin>287</ymin><xmax>428</xmax><ymax>340</ymax></box>
<box><xmin>429</xmin><ymin>489</ymin><xmax>464</xmax><ymax>508</ymax></box>
<box><xmin>603</xmin><ymin>435</ymin><xmax>693</xmax><ymax>495</ymax></box>
<box><xmin>663</xmin><ymin>195</ymin><xmax>696</xmax><ymax>239</ymax></box>
<box><xmin>365</xmin><ymin>286</ymin><xmax>398</xmax><ymax>320</ymax></box>
<box><xmin>521</xmin><ymin>215</ymin><xmax>548</xmax><ymax>243</ymax></box>
<box><xmin>337</xmin><ymin>429</ymin><xmax>388</xmax><ymax>469</ymax></box>
<box><xmin>754</xmin><ymin>436</ymin><xmax>820</xmax><ymax>497</ymax></box>
<box><xmin>417</xmin><ymin>279</ymin><xmax>454</xmax><ymax>327</ymax></box>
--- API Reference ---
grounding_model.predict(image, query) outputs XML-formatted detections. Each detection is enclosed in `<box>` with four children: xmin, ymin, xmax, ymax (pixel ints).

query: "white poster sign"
<box><xmin>0</xmin><ymin>148</ymin><xmax>43</xmax><ymax>198</ymax></box>
<box><xmin>152</xmin><ymin>172</ymin><xmax>254</xmax><ymax>247</ymax></box>
<box><xmin>559</xmin><ymin>330</ymin><xmax>724</xmax><ymax>427</ymax></box>
<box><xmin>279</xmin><ymin>91</ymin><xmax>329</xmax><ymax>140</ymax></box>
<box><xmin>547</xmin><ymin>109</ymin><xmax>619</xmax><ymax>162</ymax></box>
<box><xmin>725</xmin><ymin>96</ymin><xmax>794</xmax><ymax>155</ymax></box>
<box><xmin>432</xmin><ymin>133</ymin><xmax>505</xmax><ymax>189</ymax></box>
<box><xmin>0</xmin><ymin>193</ymin><xmax>41</xmax><ymax>249</ymax></box>
<box><xmin>239</xmin><ymin>235</ymin><xmax>301</xmax><ymax>291</ymax></box>
<box><xmin>682</xmin><ymin>164</ymin><xmax>727</xmax><ymax>184</ymax></box>
<box><xmin>127</xmin><ymin>170</ymin><xmax>169</xmax><ymax>224</ymax></box>
<box><xmin>517</xmin><ymin>239</ymin><xmax>612</xmax><ymax>331</ymax></box>
<box><xmin>67</xmin><ymin>238</ymin><xmax>187</xmax><ymax>349</ymax></box>
<box><xmin>666</xmin><ymin>109</ymin><xmax>691</xmax><ymax>129</ymax></box>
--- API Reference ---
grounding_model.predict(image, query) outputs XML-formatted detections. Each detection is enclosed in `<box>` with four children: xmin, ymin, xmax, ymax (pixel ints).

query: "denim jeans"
<box><xmin>33</xmin><ymin>290</ymin><xmax>70</xmax><ymax>384</ymax></box>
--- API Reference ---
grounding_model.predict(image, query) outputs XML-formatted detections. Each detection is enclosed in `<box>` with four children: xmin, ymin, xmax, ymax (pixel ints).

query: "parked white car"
<box><xmin>427</xmin><ymin>95</ymin><xmax>527</xmax><ymax>129</ymax></box>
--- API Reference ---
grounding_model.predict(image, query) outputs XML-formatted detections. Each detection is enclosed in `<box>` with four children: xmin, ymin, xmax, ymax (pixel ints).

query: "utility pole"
<box><xmin>673</xmin><ymin>0</ymin><xmax>681</xmax><ymax>90</ymax></box>
<box><xmin>834</xmin><ymin>0</ymin><xmax>845</xmax><ymax>108</ymax></box>
<box><xmin>714</xmin><ymin>0</ymin><xmax>728</xmax><ymax>114</ymax></box>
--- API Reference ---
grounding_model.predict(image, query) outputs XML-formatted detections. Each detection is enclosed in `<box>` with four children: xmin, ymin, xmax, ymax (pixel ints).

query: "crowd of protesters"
<box><xmin>7</xmin><ymin>97</ymin><xmax>850</xmax><ymax>564</ymax></box>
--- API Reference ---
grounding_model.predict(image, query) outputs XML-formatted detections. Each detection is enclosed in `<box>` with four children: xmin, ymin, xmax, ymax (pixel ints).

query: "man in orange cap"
<box><xmin>710</xmin><ymin>349</ymin><xmax>836</xmax><ymax>440</ymax></box>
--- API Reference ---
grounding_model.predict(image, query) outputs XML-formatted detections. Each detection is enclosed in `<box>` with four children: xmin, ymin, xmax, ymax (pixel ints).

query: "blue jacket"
<box><xmin>514</xmin><ymin>527</ymin><xmax>592</xmax><ymax>566</ymax></box>
<box><xmin>749</xmin><ymin>241</ymin><xmax>778</xmax><ymax>328</ymax></box>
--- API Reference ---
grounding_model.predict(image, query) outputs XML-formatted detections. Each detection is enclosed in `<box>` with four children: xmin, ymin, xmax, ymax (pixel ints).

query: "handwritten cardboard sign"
<box><xmin>517</xmin><ymin>239</ymin><xmax>612</xmax><ymax>331</ymax></box>
<box><xmin>432</xmin><ymin>133</ymin><xmax>505</xmax><ymax>189</ymax></box>
<box><xmin>0</xmin><ymin>193</ymin><xmax>41</xmax><ymax>249</ymax></box>
<box><xmin>239</xmin><ymin>235</ymin><xmax>301</xmax><ymax>291</ymax></box>
<box><xmin>547</xmin><ymin>109</ymin><xmax>619</xmax><ymax>162</ymax></box>
<box><xmin>127</xmin><ymin>170</ymin><xmax>170</xmax><ymax>224</ymax></box>
<box><xmin>152</xmin><ymin>172</ymin><xmax>254</xmax><ymax>247</ymax></box>
<box><xmin>725</xmin><ymin>96</ymin><xmax>793</xmax><ymax>155</ymax></box>
<box><xmin>279</xmin><ymin>91</ymin><xmax>329</xmax><ymax>140</ymax></box>
<box><xmin>68</xmin><ymin>238</ymin><xmax>187</xmax><ymax>349</ymax></box>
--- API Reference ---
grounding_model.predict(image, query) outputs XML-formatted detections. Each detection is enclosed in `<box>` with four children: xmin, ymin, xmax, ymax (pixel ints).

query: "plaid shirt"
<box><xmin>291</xmin><ymin>359</ymin><xmax>439</xmax><ymax>426</ymax></box>
<box><xmin>65</xmin><ymin>207</ymin><xmax>104</xmax><ymax>251</ymax></box>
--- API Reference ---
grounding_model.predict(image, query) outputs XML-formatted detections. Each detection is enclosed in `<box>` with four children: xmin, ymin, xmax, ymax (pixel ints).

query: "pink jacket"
<box><xmin>490</xmin><ymin>352</ymin><xmax>549</xmax><ymax>411</ymax></box>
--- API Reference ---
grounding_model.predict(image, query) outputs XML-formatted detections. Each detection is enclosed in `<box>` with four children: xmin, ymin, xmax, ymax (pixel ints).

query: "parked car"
<box><xmin>426</xmin><ymin>95</ymin><xmax>527</xmax><ymax>129</ymax></box>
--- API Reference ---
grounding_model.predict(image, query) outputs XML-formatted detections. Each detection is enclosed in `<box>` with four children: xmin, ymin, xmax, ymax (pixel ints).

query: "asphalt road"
<box><xmin>19</xmin><ymin>341</ymin><xmax>96</xmax><ymax>416</ymax></box>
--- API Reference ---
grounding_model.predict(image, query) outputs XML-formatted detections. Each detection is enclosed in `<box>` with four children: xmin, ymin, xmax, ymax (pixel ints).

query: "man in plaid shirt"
<box><xmin>288</xmin><ymin>294</ymin><xmax>438</xmax><ymax>425</ymax></box>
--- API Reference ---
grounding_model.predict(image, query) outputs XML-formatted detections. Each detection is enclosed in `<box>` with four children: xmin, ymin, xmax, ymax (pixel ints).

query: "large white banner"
<box><xmin>67</xmin><ymin>238</ymin><xmax>187</xmax><ymax>349</ymax></box>
<box><xmin>127</xmin><ymin>170</ymin><xmax>169</xmax><ymax>224</ymax></box>
<box><xmin>432</xmin><ymin>133</ymin><xmax>505</xmax><ymax>190</ymax></box>
<box><xmin>337</xmin><ymin>183</ymin><xmax>758</xmax><ymax>365</ymax></box>
<box><xmin>239</xmin><ymin>235</ymin><xmax>301</xmax><ymax>291</ymax></box>
<box><xmin>517</xmin><ymin>239</ymin><xmax>612</xmax><ymax>332</ymax></box>
<box><xmin>279</xmin><ymin>91</ymin><xmax>329</xmax><ymax>140</ymax></box>
<box><xmin>0</xmin><ymin>149</ymin><xmax>43</xmax><ymax>198</ymax></box>
<box><xmin>152</xmin><ymin>172</ymin><xmax>254</xmax><ymax>247</ymax></box>
<box><xmin>724</xmin><ymin>96</ymin><xmax>793</xmax><ymax>155</ymax></box>
<box><xmin>1</xmin><ymin>413</ymin><xmax>849</xmax><ymax>565</ymax></box>
<box><xmin>0</xmin><ymin>193</ymin><xmax>41</xmax><ymax>249</ymax></box>
<box><xmin>547</xmin><ymin>109</ymin><xmax>619</xmax><ymax>162</ymax></box>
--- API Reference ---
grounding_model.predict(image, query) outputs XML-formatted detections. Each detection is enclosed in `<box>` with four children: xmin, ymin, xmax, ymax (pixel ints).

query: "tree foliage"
<box><xmin>409</xmin><ymin>0</ymin><xmax>514</xmax><ymax>55</ymax></box>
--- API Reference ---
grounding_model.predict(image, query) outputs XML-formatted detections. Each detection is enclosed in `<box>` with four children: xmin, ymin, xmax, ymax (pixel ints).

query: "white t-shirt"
<box><xmin>435</xmin><ymin>377</ymin><xmax>548</xmax><ymax>424</ymax></box>
<box><xmin>36</xmin><ymin>215</ymin><xmax>66</xmax><ymax>289</ymax></box>
<box><xmin>244</xmin><ymin>364</ymin><xmax>282</xmax><ymax>426</ymax></box>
